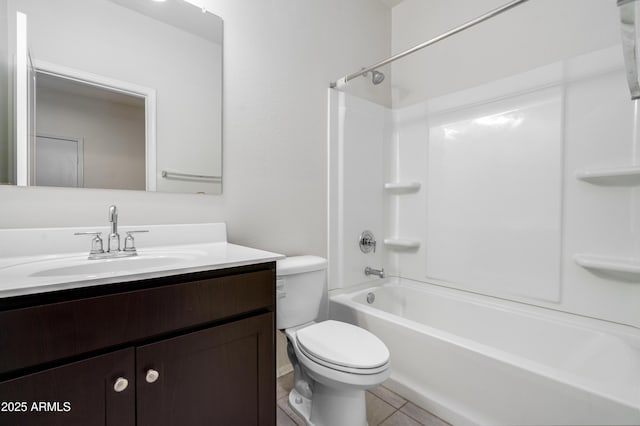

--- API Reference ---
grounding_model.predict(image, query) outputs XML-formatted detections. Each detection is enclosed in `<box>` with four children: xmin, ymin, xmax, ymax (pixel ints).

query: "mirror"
<box><xmin>0</xmin><ymin>0</ymin><xmax>223</xmax><ymax>194</ymax></box>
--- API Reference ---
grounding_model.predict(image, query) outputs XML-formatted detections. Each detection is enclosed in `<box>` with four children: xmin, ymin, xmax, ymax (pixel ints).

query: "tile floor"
<box><xmin>276</xmin><ymin>372</ymin><xmax>452</xmax><ymax>426</ymax></box>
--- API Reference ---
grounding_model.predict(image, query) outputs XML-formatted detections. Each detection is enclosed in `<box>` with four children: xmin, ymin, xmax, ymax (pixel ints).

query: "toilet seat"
<box><xmin>296</xmin><ymin>320</ymin><xmax>389</xmax><ymax>375</ymax></box>
<box><xmin>285</xmin><ymin>322</ymin><xmax>390</xmax><ymax>393</ymax></box>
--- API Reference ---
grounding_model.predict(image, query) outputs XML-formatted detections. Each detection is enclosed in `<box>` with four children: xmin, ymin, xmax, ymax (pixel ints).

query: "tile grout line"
<box><xmin>379</xmin><ymin>401</ymin><xmax>416</xmax><ymax>426</ymax></box>
<box><xmin>401</xmin><ymin>403</ymin><xmax>445</xmax><ymax>426</ymax></box>
<box><xmin>285</xmin><ymin>411</ymin><xmax>301</xmax><ymax>425</ymax></box>
<box><xmin>403</xmin><ymin>411</ymin><xmax>427</xmax><ymax>426</ymax></box>
<box><xmin>370</xmin><ymin>390</ymin><xmax>410</xmax><ymax>426</ymax></box>
<box><xmin>281</xmin><ymin>399</ymin><xmax>304</xmax><ymax>426</ymax></box>
<box><xmin>376</xmin><ymin>408</ymin><xmax>399</xmax><ymax>426</ymax></box>
<box><xmin>278</xmin><ymin>399</ymin><xmax>303</xmax><ymax>425</ymax></box>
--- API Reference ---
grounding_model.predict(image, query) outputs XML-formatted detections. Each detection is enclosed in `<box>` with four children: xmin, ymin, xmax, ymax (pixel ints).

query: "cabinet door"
<box><xmin>137</xmin><ymin>312</ymin><xmax>275</xmax><ymax>426</ymax></box>
<box><xmin>0</xmin><ymin>348</ymin><xmax>135</xmax><ymax>426</ymax></box>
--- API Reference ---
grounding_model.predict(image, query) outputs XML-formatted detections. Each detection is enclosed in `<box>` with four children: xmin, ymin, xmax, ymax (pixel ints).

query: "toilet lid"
<box><xmin>296</xmin><ymin>320</ymin><xmax>389</xmax><ymax>370</ymax></box>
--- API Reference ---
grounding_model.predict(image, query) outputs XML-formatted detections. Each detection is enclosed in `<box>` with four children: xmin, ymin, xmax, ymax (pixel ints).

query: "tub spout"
<box><xmin>364</xmin><ymin>266</ymin><xmax>384</xmax><ymax>278</ymax></box>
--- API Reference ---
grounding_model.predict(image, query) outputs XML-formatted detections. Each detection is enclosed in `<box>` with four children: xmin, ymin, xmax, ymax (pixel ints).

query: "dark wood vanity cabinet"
<box><xmin>0</xmin><ymin>263</ymin><xmax>276</xmax><ymax>426</ymax></box>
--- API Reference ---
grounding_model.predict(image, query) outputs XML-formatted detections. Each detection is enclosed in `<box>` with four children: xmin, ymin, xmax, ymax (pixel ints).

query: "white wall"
<box><xmin>36</xmin><ymin>86</ymin><xmax>145</xmax><ymax>190</ymax></box>
<box><xmin>0</xmin><ymin>0</ymin><xmax>391</xmax><ymax>259</ymax></box>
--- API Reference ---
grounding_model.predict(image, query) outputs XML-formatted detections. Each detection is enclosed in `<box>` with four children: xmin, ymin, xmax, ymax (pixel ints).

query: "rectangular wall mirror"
<box><xmin>0</xmin><ymin>0</ymin><xmax>223</xmax><ymax>194</ymax></box>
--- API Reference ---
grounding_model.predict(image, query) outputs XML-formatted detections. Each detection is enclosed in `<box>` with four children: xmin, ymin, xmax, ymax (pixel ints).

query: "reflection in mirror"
<box><xmin>0</xmin><ymin>0</ymin><xmax>11</xmax><ymax>185</ymax></box>
<box><xmin>0</xmin><ymin>0</ymin><xmax>223</xmax><ymax>194</ymax></box>
<box><xmin>36</xmin><ymin>72</ymin><xmax>146</xmax><ymax>189</ymax></box>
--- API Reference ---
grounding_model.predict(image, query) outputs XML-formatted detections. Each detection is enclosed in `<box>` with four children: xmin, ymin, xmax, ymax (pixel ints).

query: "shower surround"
<box><xmin>328</xmin><ymin>45</ymin><xmax>640</xmax><ymax>424</ymax></box>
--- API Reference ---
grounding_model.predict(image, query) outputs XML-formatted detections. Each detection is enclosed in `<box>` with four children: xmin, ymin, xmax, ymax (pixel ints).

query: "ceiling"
<box><xmin>379</xmin><ymin>0</ymin><xmax>404</xmax><ymax>8</ymax></box>
<box><xmin>108</xmin><ymin>0</ymin><xmax>223</xmax><ymax>44</ymax></box>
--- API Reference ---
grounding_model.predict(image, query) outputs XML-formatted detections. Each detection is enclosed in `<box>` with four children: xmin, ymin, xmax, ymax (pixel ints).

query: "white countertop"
<box><xmin>0</xmin><ymin>223</ymin><xmax>284</xmax><ymax>299</ymax></box>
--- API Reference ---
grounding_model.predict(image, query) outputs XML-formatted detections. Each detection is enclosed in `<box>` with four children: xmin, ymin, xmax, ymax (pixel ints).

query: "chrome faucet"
<box><xmin>108</xmin><ymin>205</ymin><xmax>120</xmax><ymax>253</ymax></box>
<box><xmin>75</xmin><ymin>205</ymin><xmax>148</xmax><ymax>259</ymax></box>
<box><xmin>364</xmin><ymin>266</ymin><xmax>384</xmax><ymax>278</ymax></box>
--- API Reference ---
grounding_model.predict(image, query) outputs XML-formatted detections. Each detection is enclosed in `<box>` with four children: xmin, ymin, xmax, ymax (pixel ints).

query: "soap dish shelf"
<box><xmin>575</xmin><ymin>166</ymin><xmax>640</xmax><ymax>185</ymax></box>
<box><xmin>384</xmin><ymin>182</ymin><xmax>421</xmax><ymax>193</ymax></box>
<box><xmin>574</xmin><ymin>253</ymin><xmax>640</xmax><ymax>279</ymax></box>
<box><xmin>384</xmin><ymin>238</ymin><xmax>420</xmax><ymax>250</ymax></box>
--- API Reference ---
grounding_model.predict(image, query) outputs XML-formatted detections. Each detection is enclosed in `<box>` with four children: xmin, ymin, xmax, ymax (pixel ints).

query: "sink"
<box><xmin>0</xmin><ymin>223</ymin><xmax>284</xmax><ymax>299</ymax></box>
<box><xmin>0</xmin><ymin>248</ymin><xmax>208</xmax><ymax>280</ymax></box>
<box><xmin>29</xmin><ymin>254</ymin><xmax>194</xmax><ymax>277</ymax></box>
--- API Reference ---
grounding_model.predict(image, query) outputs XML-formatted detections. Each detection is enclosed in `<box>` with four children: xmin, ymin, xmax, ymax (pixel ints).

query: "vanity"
<box><xmin>0</xmin><ymin>222</ymin><xmax>282</xmax><ymax>425</ymax></box>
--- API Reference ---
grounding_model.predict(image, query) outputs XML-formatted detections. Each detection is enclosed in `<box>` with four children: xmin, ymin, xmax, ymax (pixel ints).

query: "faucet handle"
<box><xmin>359</xmin><ymin>230</ymin><xmax>377</xmax><ymax>253</ymax></box>
<box><xmin>123</xmin><ymin>230</ymin><xmax>149</xmax><ymax>252</ymax></box>
<box><xmin>74</xmin><ymin>232</ymin><xmax>104</xmax><ymax>255</ymax></box>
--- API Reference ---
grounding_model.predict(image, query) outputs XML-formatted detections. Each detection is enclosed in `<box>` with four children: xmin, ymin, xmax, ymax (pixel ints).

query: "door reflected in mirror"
<box><xmin>1</xmin><ymin>0</ymin><xmax>223</xmax><ymax>194</ymax></box>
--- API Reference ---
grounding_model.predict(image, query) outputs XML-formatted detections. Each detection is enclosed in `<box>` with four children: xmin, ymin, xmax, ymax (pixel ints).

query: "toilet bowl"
<box><xmin>276</xmin><ymin>256</ymin><xmax>390</xmax><ymax>426</ymax></box>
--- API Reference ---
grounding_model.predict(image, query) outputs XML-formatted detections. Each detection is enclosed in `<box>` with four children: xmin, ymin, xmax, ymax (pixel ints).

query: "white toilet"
<box><xmin>277</xmin><ymin>256</ymin><xmax>390</xmax><ymax>426</ymax></box>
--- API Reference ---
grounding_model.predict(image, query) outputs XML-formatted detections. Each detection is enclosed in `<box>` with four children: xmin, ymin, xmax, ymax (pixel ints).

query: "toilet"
<box><xmin>277</xmin><ymin>256</ymin><xmax>390</xmax><ymax>426</ymax></box>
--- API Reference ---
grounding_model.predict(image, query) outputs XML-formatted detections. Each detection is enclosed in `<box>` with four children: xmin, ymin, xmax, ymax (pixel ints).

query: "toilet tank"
<box><xmin>276</xmin><ymin>256</ymin><xmax>328</xmax><ymax>330</ymax></box>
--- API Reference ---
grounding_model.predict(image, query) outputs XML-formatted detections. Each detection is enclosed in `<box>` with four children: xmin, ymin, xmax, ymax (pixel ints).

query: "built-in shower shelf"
<box><xmin>574</xmin><ymin>254</ymin><xmax>640</xmax><ymax>278</ymax></box>
<box><xmin>383</xmin><ymin>238</ymin><xmax>420</xmax><ymax>250</ymax></box>
<box><xmin>575</xmin><ymin>166</ymin><xmax>640</xmax><ymax>185</ymax></box>
<box><xmin>384</xmin><ymin>182</ymin><xmax>421</xmax><ymax>193</ymax></box>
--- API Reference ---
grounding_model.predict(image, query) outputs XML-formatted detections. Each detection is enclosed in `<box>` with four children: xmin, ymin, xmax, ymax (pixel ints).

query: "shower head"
<box><xmin>360</xmin><ymin>68</ymin><xmax>385</xmax><ymax>85</ymax></box>
<box><xmin>371</xmin><ymin>70</ymin><xmax>385</xmax><ymax>85</ymax></box>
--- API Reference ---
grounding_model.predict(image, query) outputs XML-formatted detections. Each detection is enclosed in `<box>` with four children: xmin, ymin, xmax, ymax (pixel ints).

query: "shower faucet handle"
<box><xmin>359</xmin><ymin>230</ymin><xmax>377</xmax><ymax>253</ymax></box>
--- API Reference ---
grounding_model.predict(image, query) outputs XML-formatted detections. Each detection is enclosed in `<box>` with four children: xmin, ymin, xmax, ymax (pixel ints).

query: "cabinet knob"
<box><xmin>113</xmin><ymin>377</ymin><xmax>129</xmax><ymax>392</ymax></box>
<box><xmin>145</xmin><ymin>369</ymin><xmax>160</xmax><ymax>384</ymax></box>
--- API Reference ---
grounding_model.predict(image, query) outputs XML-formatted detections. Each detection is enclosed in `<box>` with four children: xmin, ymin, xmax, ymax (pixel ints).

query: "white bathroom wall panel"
<box><xmin>328</xmin><ymin>90</ymin><xmax>342</xmax><ymax>288</ymax></box>
<box><xmin>389</xmin><ymin>104</ymin><xmax>429</xmax><ymax>278</ymax></box>
<box><xmin>389</xmin><ymin>47</ymin><xmax>640</xmax><ymax>327</ymax></box>
<box><xmin>328</xmin><ymin>89</ymin><xmax>390</xmax><ymax>290</ymax></box>
<box><xmin>331</xmin><ymin>44</ymin><xmax>640</xmax><ymax>326</ymax></box>
<box><xmin>425</xmin><ymin>87</ymin><xmax>563</xmax><ymax>302</ymax></box>
<box><xmin>561</xmin><ymin>67</ymin><xmax>640</xmax><ymax>328</ymax></box>
<box><xmin>383</xmin><ymin>0</ymin><xmax>639</xmax><ymax>327</ymax></box>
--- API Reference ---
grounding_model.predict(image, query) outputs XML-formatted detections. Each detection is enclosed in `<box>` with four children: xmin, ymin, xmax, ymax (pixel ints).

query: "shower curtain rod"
<box><xmin>330</xmin><ymin>0</ymin><xmax>530</xmax><ymax>88</ymax></box>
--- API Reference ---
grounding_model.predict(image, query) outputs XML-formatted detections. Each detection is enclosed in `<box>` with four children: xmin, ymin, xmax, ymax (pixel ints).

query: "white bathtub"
<box><xmin>330</xmin><ymin>278</ymin><xmax>640</xmax><ymax>426</ymax></box>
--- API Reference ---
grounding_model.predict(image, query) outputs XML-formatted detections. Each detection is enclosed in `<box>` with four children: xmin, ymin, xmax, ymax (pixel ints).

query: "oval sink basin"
<box><xmin>29</xmin><ymin>254</ymin><xmax>191</xmax><ymax>277</ymax></box>
<box><xmin>0</xmin><ymin>247</ymin><xmax>210</xmax><ymax>281</ymax></box>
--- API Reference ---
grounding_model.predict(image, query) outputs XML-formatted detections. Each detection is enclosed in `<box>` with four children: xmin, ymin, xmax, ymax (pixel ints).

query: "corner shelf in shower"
<box><xmin>384</xmin><ymin>182</ymin><xmax>421</xmax><ymax>193</ymax></box>
<box><xmin>575</xmin><ymin>166</ymin><xmax>640</xmax><ymax>185</ymax></box>
<box><xmin>574</xmin><ymin>254</ymin><xmax>640</xmax><ymax>278</ymax></box>
<box><xmin>383</xmin><ymin>238</ymin><xmax>420</xmax><ymax>250</ymax></box>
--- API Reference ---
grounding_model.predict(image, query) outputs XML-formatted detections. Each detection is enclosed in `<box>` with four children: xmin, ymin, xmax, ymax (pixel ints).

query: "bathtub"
<box><xmin>329</xmin><ymin>278</ymin><xmax>640</xmax><ymax>426</ymax></box>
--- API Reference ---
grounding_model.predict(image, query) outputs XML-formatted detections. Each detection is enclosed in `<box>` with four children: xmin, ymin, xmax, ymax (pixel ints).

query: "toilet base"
<box><xmin>288</xmin><ymin>384</ymin><xmax>368</xmax><ymax>426</ymax></box>
<box><xmin>289</xmin><ymin>388</ymin><xmax>313</xmax><ymax>425</ymax></box>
